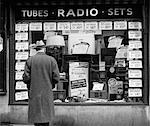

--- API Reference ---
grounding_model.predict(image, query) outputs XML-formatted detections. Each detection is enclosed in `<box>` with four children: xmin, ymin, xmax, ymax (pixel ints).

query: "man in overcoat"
<box><xmin>23</xmin><ymin>40</ymin><xmax>60</xmax><ymax>126</ymax></box>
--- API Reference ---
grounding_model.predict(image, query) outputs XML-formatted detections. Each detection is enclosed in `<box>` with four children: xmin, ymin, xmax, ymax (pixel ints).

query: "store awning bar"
<box><xmin>14</xmin><ymin>0</ymin><xmax>144</xmax><ymax>6</ymax></box>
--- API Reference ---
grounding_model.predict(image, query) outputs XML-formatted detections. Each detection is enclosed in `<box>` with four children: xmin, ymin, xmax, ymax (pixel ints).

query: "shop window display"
<box><xmin>13</xmin><ymin>20</ymin><xmax>145</xmax><ymax>104</ymax></box>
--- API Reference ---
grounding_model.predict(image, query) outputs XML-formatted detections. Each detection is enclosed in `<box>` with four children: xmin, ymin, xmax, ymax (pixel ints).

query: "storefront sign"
<box><xmin>15</xmin><ymin>5</ymin><xmax>142</xmax><ymax>20</ymax></box>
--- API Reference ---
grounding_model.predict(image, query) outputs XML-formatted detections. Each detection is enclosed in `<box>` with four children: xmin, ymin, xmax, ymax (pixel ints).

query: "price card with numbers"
<box><xmin>128</xmin><ymin>50</ymin><xmax>142</xmax><ymax>59</ymax></box>
<box><xmin>15</xmin><ymin>61</ymin><xmax>26</xmax><ymax>70</ymax></box>
<box><xmin>128</xmin><ymin>88</ymin><xmax>142</xmax><ymax>97</ymax></box>
<box><xmin>15</xmin><ymin>71</ymin><xmax>24</xmax><ymax>80</ymax></box>
<box><xmin>15</xmin><ymin>42</ymin><xmax>29</xmax><ymax>50</ymax></box>
<box><xmin>114</xmin><ymin>21</ymin><xmax>127</xmax><ymax>30</ymax></box>
<box><xmin>57</xmin><ymin>22</ymin><xmax>70</xmax><ymax>30</ymax></box>
<box><xmin>15</xmin><ymin>23</ymin><xmax>28</xmax><ymax>31</ymax></box>
<box><xmin>15</xmin><ymin>91</ymin><xmax>28</xmax><ymax>101</ymax></box>
<box><xmin>128</xmin><ymin>31</ymin><xmax>142</xmax><ymax>39</ymax></box>
<box><xmin>129</xmin><ymin>60</ymin><xmax>142</xmax><ymax>68</ymax></box>
<box><xmin>128</xmin><ymin>69</ymin><xmax>142</xmax><ymax>78</ymax></box>
<box><xmin>15</xmin><ymin>81</ymin><xmax>27</xmax><ymax>90</ymax></box>
<box><xmin>29</xmin><ymin>22</ymin><xmax>42</xmax><ymax>31</ymax></box>
<box><xmin>129</xmin><ymin>79</ymin><xmax>142</xmax><ymax>87</ymax></box>
<box><xmin>15</xmin><ymin>32</ymin><xmax>28</xmax><ymax>41</ymax></box>
<box><xmin>15</xmin><ymin>52</ymin><xmax>29</xmax><ymax>60</ymax></box>
<box><xmin>128</xmin><ymin>22</ymin><xmax>142</xmax><ymax>29</ymax></box>
<box><xmin>71</xmin><ymin>22</ymin><xmax>84</xmax><ymax>30</ymax></box>
<box><xmin>99</xmin><ymin>21</ymin><xmax>112</xmax><ymax>30</ymax></box>
<box><xmin>129</xmin><ymin>40</ymin><xmax>142</xmax><ymax>49</ymax></box>
<box><xmin>43</xmin><ymin>22</ymin><xmax>56</xmax><ymax>31</ymax></box>
<box><xmin>84</xmin><ymin>22</ymin><xmax>98</xmax><ymax>30</ymax></box>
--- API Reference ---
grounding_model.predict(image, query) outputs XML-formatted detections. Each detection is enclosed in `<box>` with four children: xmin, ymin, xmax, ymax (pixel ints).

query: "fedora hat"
<box><xmin>32</xmin><ymin>40</ymin><xmax>46</xmax><ymax>49</ymax></box>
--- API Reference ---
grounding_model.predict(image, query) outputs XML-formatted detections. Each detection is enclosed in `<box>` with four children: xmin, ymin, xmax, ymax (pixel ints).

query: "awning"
<box><xmin>14</xmin><ymin>0</ymin><xmax>144</xmax><ymax>6</ymax></box>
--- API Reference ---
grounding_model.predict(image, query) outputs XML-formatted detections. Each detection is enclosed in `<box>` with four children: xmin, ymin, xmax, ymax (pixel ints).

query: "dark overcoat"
<box><xmin>23</xmin><ymin>52</ymin><xmax>60</xmax><ymax>124</ymax></box>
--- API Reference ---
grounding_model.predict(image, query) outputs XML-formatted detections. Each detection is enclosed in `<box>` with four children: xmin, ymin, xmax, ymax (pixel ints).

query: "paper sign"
<box><xmin>128</xmin><ymin>22</ymin><xmax>142</xmax><ymax>29</ymax></box>
<box><xmin>15</xmin><ymin>71</ymin><xmax>24</xmax><ymax>80</ymax></box>
<box><xmin>15</xmin><ymin>52</ymin><xmax>29</xmax><ymax>60</ymax></box>
<box><xmin>129</xmin><ymin>60</ymin><xmax>142</xmax><ymax>68</ymax></box>
<box><xmin>128</xmin><ymin>31</ymin><xmax>142</xmax><ymax>39</ymax></box>
<box><xmin>69</xmin><ymin>62</ymin><xmax>89</xmax><ymax>98</ymax></box>
<box><xmin>84</xmin><ymin>22</ymin><xmax>98</xmax><ymax>30</ymax></box>
<box><xmin>43</xmin><ymin>22</ymin><xmax>56</xmax><ymax>31</ymax></box>
<box><xmin>15</xmin><ymin>24</ymin><xmax>28</xmax><ymax>31</ymax></box>
<box><xmin>129</xmin><ymin>40</ymin><xmax>142</xmax><ymax>49</ymax></box>
<box><xmin>15</xmin><ymin>91</ymin><xmax>28</xmax><ymax>101</ymax></box>
<box><xmin>92</xmin><ymin>82</ymin><xmax>104</xmax><ymax>90</ymax></box>
<box><xmin>114</xmin><ymin>21</ymin><xmax>127</xmax><ymax>30</ymax></box>
<box><xmin>15</xmin><ymin>81</ymin><xmax>27</xmax><ymax>90</ymax></box>
<box><xmin>129</xmin><ymin>79</ymin><xmax>142</xmax><ymax>87</ymax></box>
<box><xmin>15</xmin><ymin>32</ymin><xmax>28</xmax><ymax>40</ymax></box>
<box><xmin>15</xmin><ymin>61</ymin><xmax>26</xmax><ymax>70</ymax></box>
<box><xmin>15</xmin><ymin>42</ymin><xmax>29</xmax><ymax>50</ymax></box>
<box><xmin>29</xmin><ymin>22</ymin><xmax>42</xmax><ymax>31</ymax></box>
<box><xmin>128</xmin><ymin>88</ymin><xmax>142</xmax><ymax>97</ymax></box>
<box><xmin>68</xmin><ymin>33</ymin><xmax>95</xmax><ymax>54</ymax></box>
<box><xmin>70</xmin><ymin>22</ymin><xmax>84</xmax><ymax>30</ymax></box>
<box><xmin>128</xmin><ymin>50</ymin><xmax>142</xmax><ymax>59</ymax></box>
<box><xmin>99</xmin><ymin>21</ymin><xmax>112</xmax><ymax>30</ymax></box>
<box><xmin>128</xmin><ymin>69</ymin><xmax>142</xmax><ymax>78</ymax></box>
<box><xmin>57</xmin><ymin>22</ymin><xmax>70</xmax><ymax>30</ymax></box>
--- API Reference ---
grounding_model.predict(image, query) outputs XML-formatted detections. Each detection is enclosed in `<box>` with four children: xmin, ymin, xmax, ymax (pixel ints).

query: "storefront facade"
<box><xmin>0</xmin><ymin>0</ymin><xmax>150</xmax><ymax>125</ymax></box>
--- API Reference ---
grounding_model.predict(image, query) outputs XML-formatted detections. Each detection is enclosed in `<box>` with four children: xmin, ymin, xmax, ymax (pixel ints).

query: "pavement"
<box><xmin>0</xmin><ymin>124</ymin><xmax>34</xmax><ymax>126</ymax></box>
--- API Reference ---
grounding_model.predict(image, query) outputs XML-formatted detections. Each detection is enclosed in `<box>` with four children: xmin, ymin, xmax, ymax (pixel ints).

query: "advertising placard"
<box><xmin>69</xmin><ymin>62</ymin><xmax>89</xmax><ymax>98</ymax></box>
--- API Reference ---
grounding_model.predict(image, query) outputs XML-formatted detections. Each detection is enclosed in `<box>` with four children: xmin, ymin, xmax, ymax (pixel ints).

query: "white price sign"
<box><xmin>15</xmin><ymin>52</ymin><xmax>29</xmax><ymax>60</ymax></box>
<box><xmin>128</xmin><ymin>88</ymin><xmax>142</xmax><ymax>97</ymax></box>
<box><xmin>71</xmin><ymin>22</ymin><xmax>84</xmax><ymax>30</ymax></box>
<box><xmin>15</xmin><ymin>81</ymin><xmax>27</xmax><ymax>90</ymax></box>
<box><xmin>84</xmin><ymin>22</ymin><xmax>98</xmax><ymax>30</ymax></box>
<box><xmin>129</xmin><ymin>60</ymin><xmax>142</xmax><ymax>68</ymax></box>
<box><xmin>114</xmin><ymin>21</ymin><xmax>127</xmax><ymax>30</ymax></box>
<box><xmin>128</xmin><ymin>22</ymin><xmax>142</xmax><ymax>29</ymax></box>
<box><xmin>99</xmin><ymin>21</ymin><xmax>112</xmax><ymax>30</ymax></box>
<box><xmin>15</xmin><ymin>32</ymin><xmax>28</xmax><ymax>41</ymax></box>
<box><xmin>29</xmin><ymin>22</ymin><xmax>42</xmax><ymax>31</ymax></box>
<box><xmin>128</xmin><ymin>69</ymin><xmax>142</xmax><ymax>78</ymax></box>
<box><xmin>128</xmin><ymin>31</ymin><xmax>142</xmax><ymax>39</ymax></box>
<box><xmin>129</xmin><ymin>79</ymin><xmax>142</xmax><ymax>87</ymax></box>
<box><xmin>15</xmin><ymin>71</ymin><xmax>24</xmax><ymax>80</ymax></box>
<box><xmin>15</xmin><ymin>24</ymin><xmax>28</xmax><ymax>31</ymax></box>
<box><xmin>43</xmin><ymin>22</ymin><xmax>56</xmax><ymax>31</ymax></box>
<box><xmin>129</xmin><ymin>50</ymin><xmax>142</xmax><ymax>59</ymax></box>
<box><xmin>15</xmin><ymin>42</ymin><xmax>29</xmax><ymax>50</ymax></box>
<box><xmin>129</xmin><ymin>40</ymin><xmax>142</xmax><ymax>49</ymax></box>
<box><xmin>57</xmin><ymin>22</ymin><xmax>70</xmax><ymax>30</ymax></box>
<box><xmin>15</xmin><ymin>91</ymin><xmax>28</xmax><ymax>101</ymax></box>
<box><xmin>15</xmin><ymin>61</ymin><xmax>26</xmax><ymax>70</ymax></box>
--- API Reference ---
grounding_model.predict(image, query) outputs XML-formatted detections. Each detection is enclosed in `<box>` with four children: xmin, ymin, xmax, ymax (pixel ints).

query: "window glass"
<box><xmin>13</xmin><ymin>20</ymin><xmax>145</xmax><ymax>104</ymax></box>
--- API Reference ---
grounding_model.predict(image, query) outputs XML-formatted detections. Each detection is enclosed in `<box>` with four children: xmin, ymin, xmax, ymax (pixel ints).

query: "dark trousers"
<box><xmin>34</xmin><ymin>122</ymin><xmax>49</xmax><ymax>126</ymax></box>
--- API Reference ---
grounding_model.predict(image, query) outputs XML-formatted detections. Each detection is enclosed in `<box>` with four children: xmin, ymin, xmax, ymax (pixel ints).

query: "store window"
<box><xmin>10</xmin><ymin>5</ymin><xmax>148</xmax><ymax>104</ymax></box>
